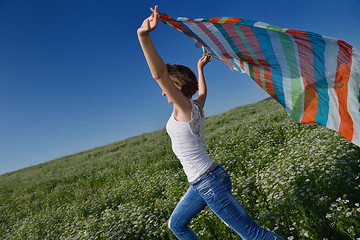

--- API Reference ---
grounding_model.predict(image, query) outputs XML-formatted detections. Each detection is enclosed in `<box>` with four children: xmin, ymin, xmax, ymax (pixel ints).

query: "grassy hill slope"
<box><xmin>1</xmin><ymin>99</ymin><xmax>359</xmax><ymax>239</ymax></box>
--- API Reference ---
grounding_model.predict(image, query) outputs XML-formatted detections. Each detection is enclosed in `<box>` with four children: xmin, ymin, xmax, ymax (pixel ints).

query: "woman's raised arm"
<box><xmin>137</xmin><ymin>6</ymin><xmax>167</xmax><ymax>80</ymax></box>
<box><xmin>195</xmin><ymin>55</ymin><xmax>212</xmax><ymax>109</ymax></box>
<box><xmin>137</xmin><ymin>6</ymin><xmax>192</xmax><ymax>120</ymax></box>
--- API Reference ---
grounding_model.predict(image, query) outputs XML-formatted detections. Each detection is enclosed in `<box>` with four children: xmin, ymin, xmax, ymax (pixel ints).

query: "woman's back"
<box><xmin>166</xmin><ymin>100</ymin><xmax>214</xmax><ymax>182</ymax></box>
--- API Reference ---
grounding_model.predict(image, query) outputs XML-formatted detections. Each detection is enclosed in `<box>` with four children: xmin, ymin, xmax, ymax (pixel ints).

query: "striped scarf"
<box><xmin>159</xmin><ymin>12</ymin><xmax>360</xmax><ymax>147</ymax></box>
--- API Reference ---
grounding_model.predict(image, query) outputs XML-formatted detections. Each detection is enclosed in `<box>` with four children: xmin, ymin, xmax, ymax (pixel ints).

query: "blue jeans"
<box><xmin>168</xmin><ymin>164</ymin><xmax>285</xmax><ymax>240</ymax></box>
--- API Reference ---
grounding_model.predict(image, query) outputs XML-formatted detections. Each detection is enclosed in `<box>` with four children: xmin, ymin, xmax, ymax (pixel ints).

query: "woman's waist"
<box><xmin>179</xmin><ymin>157</ymin><xmax>214</xmax><ymax>182</ymax></box>
<box><xmin>194</xmin><ymin>162</ymin><xmax>217</xmax><ymax>181</ymax></box>
<box><xmin>191</xmin><ymin>163</ymin><xmax>224</xmax><ymax>185</ymax></box>
<box><xmin>173</xmin><ymin>146</ymin><xmax>209</xmax><ymax>160</ymax></box>
<box><xmin>171</xmin><ymin>138</ymin><xmax>206</xmax><ymax>152</ymax></box>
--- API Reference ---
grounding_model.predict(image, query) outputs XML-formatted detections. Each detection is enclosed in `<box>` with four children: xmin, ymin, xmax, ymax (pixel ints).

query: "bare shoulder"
<box><xmin>193</xmin><ymin>99</ymin><xmax>204</xmax><ymax>117</ymax></box>
<box><xmin>194</xmin><ymin>95</ymin><xmax>206</xmax><ymax>110</ymax></box>
<box><xmin>193</xmin><ymin>99</ymin><xmax>204</xmax><ymax>110</ymax></box>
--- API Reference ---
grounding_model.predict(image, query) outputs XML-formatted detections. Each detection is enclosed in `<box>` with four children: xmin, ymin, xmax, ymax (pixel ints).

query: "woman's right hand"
<box><xmin>137</xmin><ymin>5</ymin><xmax>160</xmax><ymax>37</ymax></box>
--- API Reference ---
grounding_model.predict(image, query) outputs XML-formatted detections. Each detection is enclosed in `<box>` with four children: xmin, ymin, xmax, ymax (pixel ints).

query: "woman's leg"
<box><xmin>192</xmin><ymin>165</ymin><xmax>285</xmax><ymax>240</ymax></box>
<box><xmin>168</xmin><ymin>185</ymin><xmax>207</xmax><ymax>240</ymax></box>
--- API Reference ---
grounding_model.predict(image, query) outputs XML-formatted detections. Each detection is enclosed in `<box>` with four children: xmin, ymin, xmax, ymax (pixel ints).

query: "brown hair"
<box><xmin>166</xmin><ymin>64</ymin><xmax>198</xmax><ymax>98</ymax></box>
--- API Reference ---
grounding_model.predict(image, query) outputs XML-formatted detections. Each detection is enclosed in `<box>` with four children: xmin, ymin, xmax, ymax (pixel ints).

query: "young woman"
<box><xmin>137</xmin><ymin>6</ymin><xmax>285</xmax><ymax>240</ymax></box>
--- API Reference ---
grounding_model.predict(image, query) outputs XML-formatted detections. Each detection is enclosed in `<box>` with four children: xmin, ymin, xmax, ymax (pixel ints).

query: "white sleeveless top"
<box><xmin>166</xmin><ymin>100</ymin><xmax>214</xmax><ymax>182</ymax></box>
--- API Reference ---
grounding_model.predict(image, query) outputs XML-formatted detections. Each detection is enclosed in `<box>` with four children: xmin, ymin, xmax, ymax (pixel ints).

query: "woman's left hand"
<box><xmin>198</xmin><ymin>55</ymin><xmax>212</xmax><ymax>69</ymax></box>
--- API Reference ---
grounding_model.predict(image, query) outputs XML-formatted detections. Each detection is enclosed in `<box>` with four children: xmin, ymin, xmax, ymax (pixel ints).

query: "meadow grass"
<box><xmin>0</xmin><ymin>99</ymin><xmax>359</xmax><ymax>239</ymax></box>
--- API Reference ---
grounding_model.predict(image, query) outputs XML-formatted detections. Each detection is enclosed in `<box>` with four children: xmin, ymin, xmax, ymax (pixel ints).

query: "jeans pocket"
<box><xmin>197</xmin><ymin>182</ymin><xmax>215</xmax><ymax>199</ymax></box>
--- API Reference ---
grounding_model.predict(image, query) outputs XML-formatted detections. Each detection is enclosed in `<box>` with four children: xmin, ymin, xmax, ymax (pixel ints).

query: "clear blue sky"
<box><xmin>1</xmin><ymin>0</ymin><xmax>359</xmax><ymax>175</ymax></box>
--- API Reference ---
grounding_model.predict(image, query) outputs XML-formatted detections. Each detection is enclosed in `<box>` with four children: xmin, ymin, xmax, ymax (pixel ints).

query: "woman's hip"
<box><xmin>191</xmin><ymin>164</ymin><xmax>232</xmax><ymax>200</ymax></box>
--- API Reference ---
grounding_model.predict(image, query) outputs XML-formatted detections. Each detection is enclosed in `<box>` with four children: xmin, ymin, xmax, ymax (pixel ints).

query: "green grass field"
<box><xmin>1</xmin><ymin>99</ymin><xmax>359</xmax><ymax>239</ymax></box>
